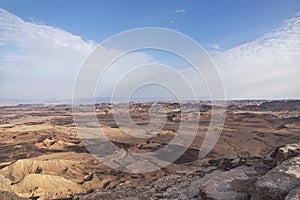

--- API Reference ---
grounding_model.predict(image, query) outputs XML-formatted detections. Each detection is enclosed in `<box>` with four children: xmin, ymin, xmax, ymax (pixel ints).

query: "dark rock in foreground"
<box><xmin>252</xmin><ymin>156</ymin><xmax>300</xmax><ymax>200</ymax></box>
<box><xmin>285</xmin><ymin>186</ymin><xmax>300</xmax><ymax>200</ymax></box>
<box><xmin>264</xmin><ymin>143</ymin><xmax>300</xmax><ymax>168</ymax></box>
<box><xmin>77</xmin><ymin>143</ymin><xmax>300</xmax><ymax>200</ymax></box>
<box><xmin>199</xmin><ymin>166</ymin><xmax>266</xmax><ymax>200</ymax></box>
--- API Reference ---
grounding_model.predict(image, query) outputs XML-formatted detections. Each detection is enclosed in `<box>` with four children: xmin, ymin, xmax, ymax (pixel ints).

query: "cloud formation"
<box><xmin>213</xmin><ymin>14</ymin><xmax>300</xmax><ymax>99</ymax></box>
<box><xmin>0</xmin><ymin>8</ymin><xmax>299</xmax><ymax>101</ymax></box>
<box><xmin>175</xmin><ymin>9</ymin><xmax>186</xmax><ymax>13</ymax></box>
<box><xmin>0</xmin><ymin>9</ymin><xmax>155</xmax><ymax>101</ymax></box>
<box><xmin>0</xmin><ymin>8</ymin><xmax>97</xmax><ymax>100</ymax></box>
<box><xmin>208</xmin><ymin>44</ymin><xmax>222</xmax><ymax>50</ymax></box>
<box><xmin>0</xmin><ymin>9</ymin><xmax>95</xmax><ymax>71</ymax></box>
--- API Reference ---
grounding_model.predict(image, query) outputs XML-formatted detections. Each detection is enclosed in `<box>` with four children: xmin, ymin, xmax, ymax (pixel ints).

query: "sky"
<box><xmin>0</xmin><ymin>0</ymin><xmax>300</xmax><ymax>102</ymax></box>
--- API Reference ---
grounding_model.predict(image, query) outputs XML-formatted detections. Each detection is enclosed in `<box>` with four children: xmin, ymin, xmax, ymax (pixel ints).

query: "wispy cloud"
<box><xmin>133</xmin><ymin>12</ymin><xmax>300</xmax><ymax>99</ymax></box>
<box><xmin>212</xmin><ymin>13</ymin><xmax>300</xmax><ymax>99</ymax></box>
<box><xmin>176</xmin><ymin>9</ymin><xmax>186</xmax><ymax>13</ymax></box>
<box><xmin>208</xmin><ymin>44</ymin><xmax>222</xmax><ymax>51</ymax></box>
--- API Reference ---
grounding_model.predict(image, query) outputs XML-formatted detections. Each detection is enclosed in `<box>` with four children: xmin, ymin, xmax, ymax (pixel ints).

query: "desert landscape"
<box><xmin>1</xmin><ymin>1</ymin><xmax>300</xmax><ymax>200</ymax></box>
<box><xmin>0</xmin><ymin>100</ymin><xmax>299</xmax><ymax>199</ymax></box>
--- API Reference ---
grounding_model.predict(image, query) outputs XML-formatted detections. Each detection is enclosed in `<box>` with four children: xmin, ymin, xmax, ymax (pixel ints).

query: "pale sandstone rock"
<box><xmin>0</xmin><ymin>152</ymin><xmax>110</xmax><ymax>199</ymax></box>
<box><xmin>12</xmin><ymin>174</ymin><xmax>83</xmax><ymax>199</ymax></box>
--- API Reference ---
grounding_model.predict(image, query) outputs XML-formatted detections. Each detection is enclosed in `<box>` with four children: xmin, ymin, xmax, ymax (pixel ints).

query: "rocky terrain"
<box><xmin>0</xmin><ymin>100</ymin><xmax>299</xmax><ymax>199</ymax></box>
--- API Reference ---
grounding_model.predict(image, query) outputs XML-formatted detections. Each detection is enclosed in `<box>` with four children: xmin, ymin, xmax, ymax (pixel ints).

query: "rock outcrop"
<box><xmin>285</xmin><ymin>186</ymin><xmax>300</xmax><ymax>200</ymax></box>
<box><xmin>252</xmin><ymin>156</ymin><xmax>300</xmax><ymax>200</ymax></box>
<box><xmin>199</xmin><ymin>143</ymin><xmax>300</xmax><ymax>200</ymax></box>
<box><xmin>0</xmin><ymin>152</ymin><xmax>113</xmax><ymax>199</ymax></box>
<box><xmin>264</xmin><ymin>143</ymin><xmax>300</xmax><ymax>168</ymax></box>
<box><xmin>199</xmin><ymin>166</ymin><xmax>262</xmax><ymax>200</ymax></box>
<box><xmin>207</xmin><ymin>151</ymin><xmax>251</xmax><ymax>171</ymax></box>
<box><xmin>1</xmin><ymin>143</ymin><xmax>299</xmax><ymax>200</ymax></box>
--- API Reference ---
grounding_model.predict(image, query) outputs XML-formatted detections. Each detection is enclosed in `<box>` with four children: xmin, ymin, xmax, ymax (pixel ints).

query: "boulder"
<box><xmin>199</xmin><ymin>166</ymin><xmax>266</xmax><ymax>200</ymax></box>
<box><xmin>252</xmin><ymin>156</ymin><xmax>300</xmax><ymax>200</ymax></box>
<box><xmin>264</xmin><ymin>143</ymin><xmax>300</xmax><ymax>168</ymax></box>
<box><xmin>285</xmin><ymin>186</ymin><xmax>300</xmax><ymax>200</ymax></box>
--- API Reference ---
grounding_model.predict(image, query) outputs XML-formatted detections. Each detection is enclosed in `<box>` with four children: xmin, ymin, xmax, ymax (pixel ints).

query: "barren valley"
<box><xmin>0</xmin><ymin>100</ymin><xmax>299</xmax><ymax>199</ymax></box>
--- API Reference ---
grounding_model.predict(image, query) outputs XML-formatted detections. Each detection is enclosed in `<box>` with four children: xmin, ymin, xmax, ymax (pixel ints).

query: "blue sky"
<box><xmin>0</xmin><ymin>1</ymin><xmax>300</xmax><ymax>102</ymax></box>
<box><xmin>1</xmin><ymin>0</ymin><xmax>299</xmax><ymax>49</ymax></box>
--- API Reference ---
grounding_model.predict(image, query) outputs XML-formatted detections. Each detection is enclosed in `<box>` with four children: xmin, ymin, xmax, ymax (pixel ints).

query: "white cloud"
<box><xmin>212</xmin><ymin>14</ymin><xmax>300</xmax><ymax>99</ymax></box>
<box><xmin>0</xmin><ymin>9</ymin><xmax>154</xmax><ymax>101</ymax></box>
<box><xmin>208</xmin><ymin>44</ymin><xmax>222</xmax><ymax>50</ymax></box>
<box><xmin>94</xmin><ymin>51</ymin><xmax>158</xmax><ymax>98</ymax></box>
<box><xmin>146</xmin><ymin>13</ymin><xmax>300</xmax><ymax>100</ymax></box>
<box><xmin>0</xmin><ymin>8</ymin><xmax>299</xmax><ymax>101</ymax></box>
<box><xmin>133</xmin><ymin>13</ymin><xmax>300</xmax><ymax>100</ymax></box>
<box><xmin>0</xmin><ymin>8</ymin><xmax>96</xmax><ymax>100</ymax></box>
<box><xmin>176</xmin><ymin>9</ymin><xmax>186</xmax><ymax>13</ymax></box>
